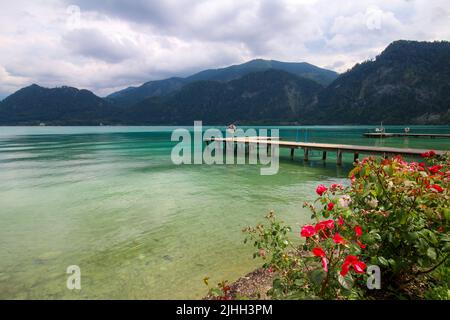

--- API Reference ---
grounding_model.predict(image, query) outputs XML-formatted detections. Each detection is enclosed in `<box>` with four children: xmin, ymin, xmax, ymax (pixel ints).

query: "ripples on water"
<box><xmin>0</xmin><ymin>125</ymin><xmax>448</xmax><ymax>299</ymax></box>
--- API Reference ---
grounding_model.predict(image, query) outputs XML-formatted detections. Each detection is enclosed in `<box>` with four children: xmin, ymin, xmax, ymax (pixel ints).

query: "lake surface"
<box><xmin>0</xmin><ymin>125</ymin><xmax>449</xmax><ymax>299</ymax></box>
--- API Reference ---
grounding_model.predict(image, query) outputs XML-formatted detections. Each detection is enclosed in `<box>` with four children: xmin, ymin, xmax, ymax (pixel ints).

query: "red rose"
<box><xmin>327</xmin><ymin>203</ymin><xmax>335</xmax><ymax>211</ymax></box>
<box><xmin>330</xmin><ymin>183</ymin><xmax>343</xmax><ymax>192</ymax></box>
<box><xmin>421</xmin><ymin>150</ymin><xmax>436</xmax><ymax>158</ymax></box>
<box><xmin>333</xmin><ymin>233</ymin><xmax>346</xmax><ymax>245</ymax></box>
<box><xmin>429</xmin><ymin>165</ymin><xmax>442</xmax><ymax>174</ymax></box>
<box><xmin>357</xmin><ymin>240</ymin><xmax>367</xmax><ymax>249</ymax></box>
<box><xmin>338</xmin><ymin>216</ymin><xmax>344</xmax><ymax>226</ymax></box>
<box><xmin>341</xmin><ymin>255</ymin><xmax>366</xmax><ymax>276</ymax></box>
<box><xmin>354</xmin><ymin>225</ymin><xmax>363</xmax><ymax>237</ymax></box>
<box><xmin>315</xmin><ymin>219</ymin><xmax>334</xmax><ymax>232</ymax></box>
<box><xmin>353</xmin><ymin>261</ymin><xmax>367</xmax><ymax>273</ymax></box>
<box><xmin>312</xmin><ymin>247</ymin><xmax>326</xmax><ymax>257</ymax></box>
<box><xmin>312</xmin><ymin>247</ymin><xmax>328</xmax><ymax>272</ymax></box>
<box><xmin>316</xmin><ymin>184</ymin><xmax>328</xmax><ymax>196</ymax></box>
<box><xmin>428</xmin><ymin>184</ymin><xmax>443</xmax><ymax>193</ymax></box>
<box><xmin>301</xmin><ymin>225</ymin><xmax>316</xmax><ymax>237</ymax></box>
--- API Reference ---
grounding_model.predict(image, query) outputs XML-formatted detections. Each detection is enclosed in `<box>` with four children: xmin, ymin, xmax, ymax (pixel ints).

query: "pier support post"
<box><xmin>353</xmin><ymin>152</ymin><xmax>359</xmax><ymax>162</ymax></box>
<box><xmin>249</xmin><ymin>142</ymin><xmax>256</xmax><ymax>155</ymax></box>
<box><xmin>322</xmin><ymin>151</ymin><xmax>327</xmax><ymax>160</ymax></box>
<box><xmin>290</xmin><ymin>148</ymin><xmax>295</xmax><ymax>160</ymax></box>
<box><xmin>337</xmin><ymin>150</ymin><xmax>342</xmax><ymax>166</ymax></box>
<box><xmin>304</xmin><ymin>148</ymin><xmax>309</xmax><ymax>162</ymax></box>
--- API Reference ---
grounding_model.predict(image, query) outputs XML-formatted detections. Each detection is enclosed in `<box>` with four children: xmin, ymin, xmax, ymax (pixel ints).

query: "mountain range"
<box><xmin>0</xmin><ymin>40</ymin><xmax>449</xmax><ymax>125</ymax></box>
<box><xmin>106</xmin><ymin>59</ymin><xmax>338</xmax><ymax>108</ymax></box>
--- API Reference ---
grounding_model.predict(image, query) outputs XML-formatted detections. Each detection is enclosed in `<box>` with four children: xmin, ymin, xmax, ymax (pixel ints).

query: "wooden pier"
<box><xmin>364</xmin><ymin>133</ymin><xmax>450</xmax><ymax>138</ymax></box>
<box><xmin>205</xmin><ymin>137</ymin><xmax>448</xmax><ymax>166</ymax></box>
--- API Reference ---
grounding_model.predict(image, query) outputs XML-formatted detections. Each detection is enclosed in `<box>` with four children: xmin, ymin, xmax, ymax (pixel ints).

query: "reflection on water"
<box><xmin>0</xmin><ymin>125</ymin><xmax>448</xmax><ymax>299</ymax></box>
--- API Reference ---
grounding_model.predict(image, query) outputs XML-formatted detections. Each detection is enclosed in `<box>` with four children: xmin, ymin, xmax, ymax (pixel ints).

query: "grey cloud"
<box><xmin>62</xmin><ymin>28</ymin><xmax>138</xmax><ymax>63</ymax></box>
<box><xmin>325</xmin><ymin>61</ymin><xmax>345</xmax><ymax>70</ymax></box>
<box><xmin>0</xmin><ymin>0</ymin><xmax>449</xmax><ymax>97</ymax></box>
<box><xmin>67</xmin><ymin>0</ymin><xmax>313</xmax><ymax>55</ymax></box>
<box><xmin>68</xmin><ymin>0</ymin><xmax>188</xmax><ymax>29</ymax></box>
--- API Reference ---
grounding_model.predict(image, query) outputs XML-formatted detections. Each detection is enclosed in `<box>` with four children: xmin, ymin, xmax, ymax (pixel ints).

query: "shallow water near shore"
<box><xmin>0</xmin><ymin>125</ymin><xmax>448</xmax><ymax>299</ymax></box>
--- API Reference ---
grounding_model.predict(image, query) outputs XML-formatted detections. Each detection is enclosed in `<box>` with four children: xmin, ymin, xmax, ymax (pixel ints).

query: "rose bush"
<box><xmin>242</xmin><ymin>152</ymin><xmax>449</xmax><ymax>299</ymax></box>
<box><xmin>345</xmin><ymin>153</ymin><xmax>449</xmax><ymax>286</ymax></box>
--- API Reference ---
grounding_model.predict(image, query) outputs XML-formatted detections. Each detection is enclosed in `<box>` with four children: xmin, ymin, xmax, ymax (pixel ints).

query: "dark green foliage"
<box><xmin>0</xmin><ymin>84</ymin><xmax>121</xmax><ymax>125</ymax></box>
<box><xmin>125</xmin><ymin>69</ymin><xmax>323</xmax><ymax>125</ymax></box>
<box><xmin>308</xmin><ymin>40</ymin><xmax>450</xmax><ymax>124</ymax></box>
<box><xmin>106</xmin><ymin>77</ymin><xmax>187</xmax><ymax>108</ymax></box>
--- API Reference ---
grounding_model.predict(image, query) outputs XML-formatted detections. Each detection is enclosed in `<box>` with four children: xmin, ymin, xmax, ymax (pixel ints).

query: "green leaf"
<box><xmin>210</xmin><ymin>288</ymin><xmax>223</xmax><ymax>296</ymax></box>
<box><xmin>272</xmin><ymin>278</ymin><xmax>283</xmax><ymax>290</ymax></box>
<box><xmin>400</xmin><ymin>214</ymin><xmax>408</xmax><ymax>225</ymax></box>
<box><xmin>309</xmin><ymin>269</ymin><xmax>326</xmax><ymax>285</ymax></box>
<box><xmin>443</xmin><ymin>242</ymin><xmax>450</xmax><ymax>252</ymax></box>
<box><xmin>388</xmin><ymin>258</ymin><xmax>396</xmax><ymax>268</ymax></box>
<box><xmin>378</xmin><ymin>256</ymin><xmax>389</xmax><ymax>267</ymax></box>
<box><xmin>371</xmin><ymin>232</ymin><xmax>382</xmax><ymax>241</ymax></box>
<box><xmin>427</xmin><ymin>247</ymin><xmax>437</xmax><ymax>260</ymax></box>
<box><xmin>443</xmin><ymin>208</ymin><xmax>450</xmax><ymax>220</ymax></box>
<box><xmin>383</xmin><ymin>165</ymin><xmax>393</xmax><ymax>175</ymax></box>
<box><xmin>338</xmin><ymin>273</ymin><xmax>354</xmax><ymax>290</ymax></box>
<box><xmin>428</xmin><ymin>232</ymin><xmax>439</xmax><ymax>245</ymax></box>
<box><xmin>294</xmin><ymin>279</ymin><xmax>305</xmax><ymax>286</ymax></box>
<box><xmin>407</xmin><ymin>232</ymin><xmax>419</xmax><ymax>241</ymax></box>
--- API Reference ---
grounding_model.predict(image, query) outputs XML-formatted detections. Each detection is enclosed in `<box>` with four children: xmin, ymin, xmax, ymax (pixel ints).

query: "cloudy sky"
<box><xmin>0</xmin><ymin>0</ymin><xmax>449</xmax><ymax>98</ymax></box>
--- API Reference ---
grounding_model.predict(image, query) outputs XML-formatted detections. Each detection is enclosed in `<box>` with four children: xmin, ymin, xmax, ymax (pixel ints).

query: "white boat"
<box><xmin>227</xmin><ymin>123</ymin><xmax>237</xmax><ymax>135</ymax></box>
<box><xmin>374</xmin><ymin>122</ymin><xmax>385</xmax><ymax>133</ymax></box>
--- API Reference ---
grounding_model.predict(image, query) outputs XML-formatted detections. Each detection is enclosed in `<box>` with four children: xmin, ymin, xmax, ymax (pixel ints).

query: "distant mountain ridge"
<box><xmin>125</xmin><ymin>69</ymin><xmax>323</xmax><ymax>124</ymax></box>
<box><xmin>186</xmin><ymin>59</ymin><xmax>338</xmax><ymax>84</ymax></box>
<box><xmin>106</xmin><ymin>59</ymin><xmax>338</xmax><ymax>108</ymax></box>
<box><xmin>308</xmin><ymin>40</ymin><xmax>450</xmax><ymax>124</ymax></box>
<box><xmin>1</xmin><ymin>40</ymin><xmax>449</xmax><ymax>125</ymax></box>
<box><xmin>107</xmin><ymin>77</ymin><xmax>187</xmax><ymax>108</ymax></box>
<box><xmin>0</xmin><ymin>84</ymin><xmax>119</xmax><ymax>125</ymax></box>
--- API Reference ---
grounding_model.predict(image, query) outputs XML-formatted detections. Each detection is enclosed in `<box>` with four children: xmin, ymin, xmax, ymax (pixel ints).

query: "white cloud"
<box><xmin>0</xmin><ymin>0</ymin><xmax>449</xmax><ymax>97</ymax></box>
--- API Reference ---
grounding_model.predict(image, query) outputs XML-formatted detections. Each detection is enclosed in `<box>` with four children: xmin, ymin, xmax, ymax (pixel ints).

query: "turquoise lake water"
<box><xmin>0</xmin><ymin>125</ymin><xmax>449</xmax><ymax>299</ymax></box>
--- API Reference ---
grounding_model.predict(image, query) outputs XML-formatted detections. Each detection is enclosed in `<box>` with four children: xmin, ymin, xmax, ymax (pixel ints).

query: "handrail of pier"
<box><xmin>205</xmin><ymin>136</ymin><xmax>448</xmax><ymax>165</ymax></box>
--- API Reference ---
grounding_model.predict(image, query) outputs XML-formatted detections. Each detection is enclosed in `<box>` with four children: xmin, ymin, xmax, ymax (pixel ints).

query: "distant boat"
<box><xmin>227</xmin><ymin>123</ymin><xmax>237</xmax><ymax>135</ymax></box>
<box><xmin>39</xmin><ymin>122</ymin><xmax>46</xmax><ymax>126</ymax></box>
<box><xmin>374</xmin><ymin>122</ymin><xmax>385</xmax><ymax>133</ymax></box>
<box><xmin>404</xmin><ymin>127</ymin><xmax>410</xmax><ymax>133</ymax></box>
